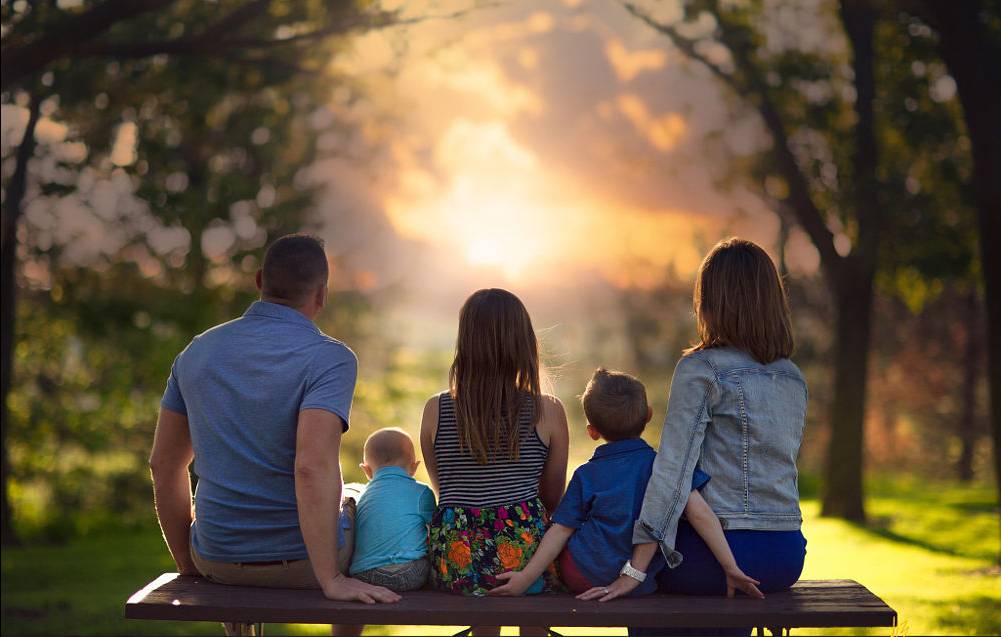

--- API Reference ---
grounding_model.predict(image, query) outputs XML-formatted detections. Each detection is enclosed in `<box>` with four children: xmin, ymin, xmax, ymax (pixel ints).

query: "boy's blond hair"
<box><xmin>581</xmin><ymin>368</ymin><xmax>648</xmax><ymax>441</ymax></box>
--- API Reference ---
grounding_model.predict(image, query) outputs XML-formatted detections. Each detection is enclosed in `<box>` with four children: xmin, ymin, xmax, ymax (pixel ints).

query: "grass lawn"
<box><xmin>2</xmin><ymin>478</ymin><xmax>998</xmax><ymax>636</ymax></box>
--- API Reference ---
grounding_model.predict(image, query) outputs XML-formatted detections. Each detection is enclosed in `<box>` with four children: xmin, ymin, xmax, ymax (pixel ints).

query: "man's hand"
<box><xmin>576</xmin><ymin>574</ymin><xmax>641</xmax><ymax>602</ymax></box>
<box><xmin>321</xmin><ymin>573</ymin><xmax>401</xmax><ymax>604</ymax></box>
<box><xmin>489</xmin><ymin>570</ymin><xmax>534</xmax><ymax>596</ymax></box>
<box><xmin>724</xmin><ymin>565</ymin><xmax>764</xmax><ymax>598</ymax></box>
<box><xmin>177</xmin><ymin>562</ymin><xmax>200</xmax><ymax>577</ymax></box>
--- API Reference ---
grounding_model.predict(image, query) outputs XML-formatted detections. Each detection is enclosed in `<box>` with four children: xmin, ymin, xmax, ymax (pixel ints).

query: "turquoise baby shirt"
<box><xmin>349</xmin><ymin>466</ymin><xmax>436</xmax><ymax>574</ymax></box>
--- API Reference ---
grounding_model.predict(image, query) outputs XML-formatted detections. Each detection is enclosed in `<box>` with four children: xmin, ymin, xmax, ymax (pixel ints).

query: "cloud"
<box><xmin>605</xmin><ymin>38</ymin><xmax>667</xmax><ymax>82</ymax></box>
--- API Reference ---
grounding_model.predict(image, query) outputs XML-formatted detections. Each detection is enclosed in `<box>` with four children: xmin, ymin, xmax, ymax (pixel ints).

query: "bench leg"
<box><xmin>222</xmin><ymin>622</ymin><xmax>257</xmax><ymax>636</ymax></box>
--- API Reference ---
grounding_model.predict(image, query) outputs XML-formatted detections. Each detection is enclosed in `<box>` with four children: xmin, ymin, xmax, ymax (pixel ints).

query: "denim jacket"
<box><xmin>633</xmin><ymin>347</ymin><xmax>807</xmax><ymax>568</ymax></box>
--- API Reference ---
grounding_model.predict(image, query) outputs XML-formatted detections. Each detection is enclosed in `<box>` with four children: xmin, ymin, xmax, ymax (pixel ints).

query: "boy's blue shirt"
<box><xmin>350</xmin><ymin>466</ymin><xmax>436</xmax><ymax>574</ymax></box>
<box><xmin>552</xmin><ymin>438</ymin><xmax>710</xmax><ymax>596</ymax></box>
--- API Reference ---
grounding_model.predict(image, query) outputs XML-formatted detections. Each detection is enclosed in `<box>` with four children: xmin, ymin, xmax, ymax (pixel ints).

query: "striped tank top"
<box><xmin>434</xmin><ymin>390</ymin><xmax>549</xmax><ymax>508</ymax></box>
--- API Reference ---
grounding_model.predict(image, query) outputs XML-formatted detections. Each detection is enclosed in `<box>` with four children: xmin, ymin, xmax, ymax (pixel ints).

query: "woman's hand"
<box><xmin>489</xmin><ymin>571</ymin><xmax>533</xmax><ymax>596</ymax></box>
<box><xmin>724</xmin><ymin>566</ymin><xmax>764</xmax><ymax>599</ymax></box>
<box><xmin>576</xmin><ymin>574</ymin><xmax>641</xmax><ymax>602</ymax></box>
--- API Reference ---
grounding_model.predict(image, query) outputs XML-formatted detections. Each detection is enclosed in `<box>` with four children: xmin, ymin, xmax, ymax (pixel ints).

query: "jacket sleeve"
<box><xmin>633</xmin><ymin>355</ymin><xmax>718</xmax><ymax>567</ymax></box>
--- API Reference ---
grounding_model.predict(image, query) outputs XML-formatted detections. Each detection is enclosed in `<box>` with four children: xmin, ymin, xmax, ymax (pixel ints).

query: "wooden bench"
<box><xmin>125</xmin><ymin>573</ymin><xmax>897</xmax><ymax>635</ymax></box>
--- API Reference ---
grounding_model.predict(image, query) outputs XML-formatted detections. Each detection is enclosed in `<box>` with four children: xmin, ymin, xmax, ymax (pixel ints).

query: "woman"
<box><xmin>420</xmin><ymin>288</ymin><xmax>569</xmax><ymax>601</ymax></box>
<box><xmin>583</xmin><ymin>238</ymin><xmax>807</xmax><ymax>631</ymax></box>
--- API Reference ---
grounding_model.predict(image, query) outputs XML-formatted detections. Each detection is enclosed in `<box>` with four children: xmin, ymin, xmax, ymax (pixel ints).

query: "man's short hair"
<box><xmin>581</xmin><ymin>367</ymin><xmax>649</xmax><ymax>441</ymax></box>
<box><xmin>261</xmin><ymin>234</ymin><xmax>328</xmax><ymax>305</ymax></box>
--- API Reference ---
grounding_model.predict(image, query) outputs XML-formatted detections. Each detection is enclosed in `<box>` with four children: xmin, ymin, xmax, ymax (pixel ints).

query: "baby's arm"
<box><xmin>684</xmin><ymin>490</ymin><xmax>764</xmax><ymax>598</ymax></box>
<box><xmin>489</xmin><ymin>523</ymin><xmax>574</xmax><ymax>596</ymax></box>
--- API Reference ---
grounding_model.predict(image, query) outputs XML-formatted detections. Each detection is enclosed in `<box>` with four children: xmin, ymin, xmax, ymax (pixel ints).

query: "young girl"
<box><xmin>420</xmin><ymin>288</ymin><xmax>569</xmax><ymax>598</ymax></box>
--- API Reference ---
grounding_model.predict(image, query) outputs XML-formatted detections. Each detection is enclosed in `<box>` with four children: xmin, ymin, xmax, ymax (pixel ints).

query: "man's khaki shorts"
<box><xmin>190</xmin><ymin>497</ymin><xmax>356</xmax><ymax>589</ymax></box>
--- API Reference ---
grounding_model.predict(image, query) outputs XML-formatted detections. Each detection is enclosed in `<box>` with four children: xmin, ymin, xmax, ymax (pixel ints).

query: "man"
<box><xmin>150</xmin><ymin>234</ymin><xmax>399</xmax><ymax>605</ymax></box>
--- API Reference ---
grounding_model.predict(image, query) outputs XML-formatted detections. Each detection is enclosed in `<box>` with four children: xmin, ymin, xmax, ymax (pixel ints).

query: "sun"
<box><xmin>449</xmin><ymin>197</ymin><xmax>547</xmax><ymax>278</ymax></box>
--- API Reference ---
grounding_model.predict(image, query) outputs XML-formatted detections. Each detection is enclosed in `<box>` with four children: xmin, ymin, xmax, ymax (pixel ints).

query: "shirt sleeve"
<box><xmin>160</xmin><ymin>353</ymin><xmax>187</xmax><ymax>415</ymax></box>
<box><xmin>419</xmin><ymin>486</ymin><xmax>436</xmax><ymax>524</ymax></box>
<box><xmin>633</xmin><ymin>355</ymin><xmax>718</xmax><ymax>568</ymax></box>
<box><xmin>551</xmin><ymin>470</ymin><xmax>587</xmax><ymax>529</ymax></box>
<box><xmin>691</xmin><ymin>467</ymin><xmax>711</xmax><ymax>492</ymax></box>
<box><xmin>300</xmin><ymin>343</ymin><xmax>358</xmax><ymax>432</ymax></box>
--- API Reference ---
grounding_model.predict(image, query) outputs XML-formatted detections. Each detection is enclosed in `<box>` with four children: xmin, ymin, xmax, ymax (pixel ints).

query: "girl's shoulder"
<box><xmin>539</xmin><ymin>393</ymin><xmax>565</xmax><ymax>415</ymax></box>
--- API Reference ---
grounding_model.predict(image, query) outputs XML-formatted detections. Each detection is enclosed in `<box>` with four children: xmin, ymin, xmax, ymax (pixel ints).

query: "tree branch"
<box><xmin>623</xmin><ymin>0</ymin><xmax>845</xmax><ymax>284</ymax></box>
<box><xmin>0</xmin><ymin>0</ymin><xmax>178</xmax><ymax>91</ymax></box>
<box><xmin>12</xmin><ymin>4</ymin><xmax>468</xmax><ymax>71</ymax></box>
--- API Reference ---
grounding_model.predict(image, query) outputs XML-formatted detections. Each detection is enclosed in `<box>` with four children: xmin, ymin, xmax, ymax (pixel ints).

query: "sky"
<box><xmin>314</xmin><ymin>0</ymin><xmax>825</xmax><ymax>316</ymax></box>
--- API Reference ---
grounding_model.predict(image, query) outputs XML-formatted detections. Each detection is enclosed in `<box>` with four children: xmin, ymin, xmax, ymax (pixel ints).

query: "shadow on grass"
<box><xmin>851</xmin><ymin>517</ymin><xmax>972</xmax><ymax>560</ymax></box>
<box><xmin>933</xmin><ymin>595</ymin><xmax>1001</xmax><ymax>636</ymax></box>
<box><xmin>947</xmin><ymin>500</ymin><xmax>1000</xmax><ymax>514</ymax></box>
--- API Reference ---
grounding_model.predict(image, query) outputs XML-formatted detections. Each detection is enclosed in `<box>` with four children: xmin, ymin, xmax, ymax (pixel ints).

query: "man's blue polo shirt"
<box><xmin>350</xmin><ymin>466</ymin><xmax>436</xmax><ymax>574</ymax></box>
<box><xmin>161</xmin><ymin>300</ymin><xmax>358</xmax><ymax>563</ymax></box>
<box><xmin>552</xmin><ymin>438</ymin><xmax>710</xmax><ymax>596</ymax></box>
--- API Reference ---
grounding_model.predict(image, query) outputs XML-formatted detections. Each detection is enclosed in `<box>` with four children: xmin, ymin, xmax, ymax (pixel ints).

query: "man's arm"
<box><xmin>149</xmin><ymin>407</ymin><xmax>197</xmax><ymax>576</ymax></box>
<box><xmin>295</xmin><ymin>408</ymin><xmax>400</xmax><ymax>604</ymax></box>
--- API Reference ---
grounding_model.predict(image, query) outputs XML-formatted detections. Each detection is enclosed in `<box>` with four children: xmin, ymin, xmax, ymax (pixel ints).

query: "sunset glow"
<box><xmin>318</xmin><ymin>1</ymin><xmax>819</xmax><ymax>293</ymax></box>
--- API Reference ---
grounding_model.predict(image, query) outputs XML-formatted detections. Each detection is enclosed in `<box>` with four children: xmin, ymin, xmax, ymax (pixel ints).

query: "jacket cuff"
<box><xmin>632</xmin><ymin>519</ymin><xmax>660</xmax><ymax>544</ymax></box>
<box><xmin>660</xmin><ymin>544</ymin><xmax>683</xmax><ymax>569</ymax></box>
<box><xmin>632</xmin><ymin>520</ymin><xmax>684</xmax><ymax>569</ymax></box>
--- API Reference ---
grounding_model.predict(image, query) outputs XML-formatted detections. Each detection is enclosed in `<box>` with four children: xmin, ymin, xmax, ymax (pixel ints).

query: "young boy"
<box><xmin>348</xmin><ymin>427</ymin><xmax>436</xmax><ymax>592</ymax></box>
<box><xmin>490</xmin><ymin>368</ymin><xmax>762</xmax><ymax>599</ymax></box>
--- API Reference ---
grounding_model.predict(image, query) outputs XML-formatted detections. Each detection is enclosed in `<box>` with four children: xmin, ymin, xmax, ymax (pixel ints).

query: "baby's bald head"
<box><xmin>362</xmin><ymin>428</ymin><xmax>417</xmax><ymax>475</ymax></box>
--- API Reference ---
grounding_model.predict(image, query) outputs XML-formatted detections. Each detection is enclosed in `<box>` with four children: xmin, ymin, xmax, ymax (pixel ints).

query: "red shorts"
<box><xmin>558</xmin><ymin>547</ymin><xmax>593</xmax><ymax>594</ymax></box>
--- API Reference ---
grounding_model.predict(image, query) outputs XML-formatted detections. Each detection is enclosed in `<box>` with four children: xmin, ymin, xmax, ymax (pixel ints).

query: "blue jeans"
<box><xmin>630</xmin><ymin>521</ymin><xmax>807</xmax><ymax>637</ymax></box>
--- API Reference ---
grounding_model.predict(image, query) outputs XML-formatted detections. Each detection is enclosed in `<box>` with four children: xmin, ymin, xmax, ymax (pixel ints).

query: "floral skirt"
<box><xmin>429</xmin><ymin>497</ymin><xmax>561</xmax><ymax>596</ymax></box>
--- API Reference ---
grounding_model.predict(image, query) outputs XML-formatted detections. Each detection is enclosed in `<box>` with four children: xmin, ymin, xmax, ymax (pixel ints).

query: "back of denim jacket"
<box><xmin>694</xmin><ymin>347</ymin><xmax>807</xmax><ymax>523</ymax></box>
<box><xmin>633</xmin><ymin>346</ymin><xmax>807</xmax><ymax>567</ymax></box>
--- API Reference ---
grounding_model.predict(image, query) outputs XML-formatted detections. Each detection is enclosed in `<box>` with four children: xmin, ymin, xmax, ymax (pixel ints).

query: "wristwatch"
<box><xmin>619</xmin><ymin>560</ymin><xmax>647</xmax><ymax>583</ymax></box>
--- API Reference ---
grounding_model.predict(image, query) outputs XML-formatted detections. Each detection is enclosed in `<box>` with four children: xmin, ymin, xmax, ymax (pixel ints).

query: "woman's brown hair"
<box><xmin>685</xmin><ymin>237</ymin><xmax>794</xmax><ymax>364</ymax></box>
<box><xmin>449</xmin><ymin>288</ymin><xmax>543</xmax><ymax>464</ymax></box>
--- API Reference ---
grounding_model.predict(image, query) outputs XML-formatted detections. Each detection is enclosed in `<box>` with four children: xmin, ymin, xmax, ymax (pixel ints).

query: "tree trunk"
<box><xmin>956</xmin><ymin>290</ymin><xmax>981</xmax><ymax>483</ymax></box>
<box><xmin>915</xmin><ymin>0</ymin><xmax>1001</xmax><ymax>560</ymax></box>
<box><xmin>821</xmin><ymin>271</ymin><xmax>874</xmax><ymax>521</ymax></box>
<box><xmin>1</xmin><ymin>93</ymin><xmax>42</xmax><ymax>546</ymax></box>
<box><xmin>820</xmin><ymin>0</ymin><xmax>881</xmax><ymax>522</ymax></box>
<box><xmin>777</xmin><ymin>214</ymin><xmax>790</xmax><ymax>279</ymax></box>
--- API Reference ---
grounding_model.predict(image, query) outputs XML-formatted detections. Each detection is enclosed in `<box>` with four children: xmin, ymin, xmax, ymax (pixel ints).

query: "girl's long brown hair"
<box><xmin>449</xmin><ymin>288</ymin><xmax>543</xmax><ymax>464</ymax></box>
<box><xmin>686</xmin><ymin>237</ymin><xmax>794</xmax><ymax>364</ymax></box>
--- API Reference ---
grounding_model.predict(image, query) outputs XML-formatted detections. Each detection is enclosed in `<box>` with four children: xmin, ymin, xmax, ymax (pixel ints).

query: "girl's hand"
<box><xmin>489</xmin><ymin>571</ymin><xmax>532</xmax><ymax>596</ymax></box>
<box><xmin>576</xmin><ymin>574</ymin><xmax>641</xmax><ymax>602</ymax></box>
<box><xmin>724</xmin><ymin>566</ymin><xmax>764</xmax><ymax>599</ymax></box>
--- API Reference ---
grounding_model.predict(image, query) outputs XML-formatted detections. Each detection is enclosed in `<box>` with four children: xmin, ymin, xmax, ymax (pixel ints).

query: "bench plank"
<box><xmin>124</xmin><ymin>574</ymin><xmax>896</xmax><ymax>629</ymax></box>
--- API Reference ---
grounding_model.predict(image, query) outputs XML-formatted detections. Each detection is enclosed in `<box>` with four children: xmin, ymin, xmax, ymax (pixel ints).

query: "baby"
<box><xmin>490</xmin><ymin>368</ymin><xmax>762</xmax><ymax>598</ymax></box>
<box><xmin>349</xmin><ymin>427</ymin><xmax>436</xmax><ymax>592</ymax></box>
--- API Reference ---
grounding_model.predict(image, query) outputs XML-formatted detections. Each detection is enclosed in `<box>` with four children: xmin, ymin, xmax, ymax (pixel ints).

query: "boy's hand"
<box><xmin>576</xmin><ymin>574</ymin><xmax>641</xmax><ymax>602</ymax></box>
<box><xmin>489</xmin><ymin>571</ymin><xmax>533</xmax><ymax>596</ymax></box>
<box><xmin>724</xmin><ymin>566</ymin><xmax>764</xmax><ymax>599</ymax></box>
